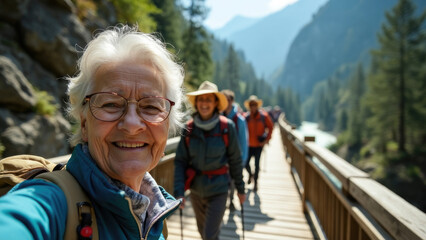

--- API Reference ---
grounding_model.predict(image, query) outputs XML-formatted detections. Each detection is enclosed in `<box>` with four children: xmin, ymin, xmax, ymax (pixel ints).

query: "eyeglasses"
<box><xmin>82</xmin><ymin>92</ymin><xmax>175</xmax><ymax>123</ymax></box>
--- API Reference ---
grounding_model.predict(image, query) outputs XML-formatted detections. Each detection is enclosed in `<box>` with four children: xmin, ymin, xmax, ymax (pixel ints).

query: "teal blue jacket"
<box><xmin>173</xmin><ymin>115</ymin><xmax>245</xmax><ymax>198</ymax></box>
<box><xmin>0</xmin><ymin>144</ymin><xmax>180</xmax><ymax>240</ymax></box>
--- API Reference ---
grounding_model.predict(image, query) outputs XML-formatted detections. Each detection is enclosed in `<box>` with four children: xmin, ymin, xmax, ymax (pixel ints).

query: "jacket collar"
<box><xmin>66</xmin><ymin>144</ymin><xmax>180</xmax><ymax>238</ymax></box>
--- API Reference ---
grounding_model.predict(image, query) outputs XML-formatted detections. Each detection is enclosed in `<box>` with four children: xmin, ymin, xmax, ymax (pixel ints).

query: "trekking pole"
<box><xmin>241</xmin><ymin>202</ymin><xmax>245</xmax><ymax>240</ymax></box>
<box><xmin>180</xmin><ymin>208</ymin><xmax>184</xmax><ymax>240</ymax></box>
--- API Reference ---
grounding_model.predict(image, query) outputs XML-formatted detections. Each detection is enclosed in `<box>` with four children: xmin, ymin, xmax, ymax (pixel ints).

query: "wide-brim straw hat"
<box><xmin>244</xmin><ymin>95</ymin><xmax>263</xmax><ymax>110</ymax></box>
<box><xmin>186</xmin><ymin>81</ymin><xmax>228</xmax><ymax>112</ymax></box>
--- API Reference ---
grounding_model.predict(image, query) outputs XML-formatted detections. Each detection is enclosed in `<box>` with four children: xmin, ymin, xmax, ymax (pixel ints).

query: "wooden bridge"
<box><xmin>148</xmin><ymin>115</ymin><xmax>426</xmax><ymax>240</ymax></box>
<box><xmin>50</xmin><ymin>114</ymin><xmax>426</xmax><ymax>240</ymax></box>
<box><xmin>165</xmin><ymin>126</ymin><xmax>315</xmax><ymax>240</ymax></box>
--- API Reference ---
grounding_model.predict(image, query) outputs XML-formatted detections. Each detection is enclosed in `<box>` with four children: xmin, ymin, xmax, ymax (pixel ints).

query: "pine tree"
<box><xmin>366</xmin><ymin>0</ymin><xmax>426</xmax><ymax>153</ymax></box>
<box><xmin>347</xmin><ymin>64</ymin><xmax>366</xmax><ymax>145</ymax></box>
<box><xmin>110</xmin><ymin>0</ymin><xmax>160</xmax><ymax>32</ymax></box>
<box><xmin>181</xmin><ymin>0</ymin><xmax>213</xmax><ymax>89</ymax></box>
<box><xmin>223</xmin><ymin>44</ymin><xmax>240</xmax><ymax>92</ymax></box>
<box><xmin>151</xmin><ymin>0</ymin><xmax>184</xmax><ymax>52</ymax></box>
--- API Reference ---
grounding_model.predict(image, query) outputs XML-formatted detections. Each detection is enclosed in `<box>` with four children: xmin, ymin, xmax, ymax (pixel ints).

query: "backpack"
<box><xmin>245</xmin><ymin>110</ymin><xmax>266</xmax><ymax>126</ymax></box>
<box><xmin>185</xmin><ymin>115</ymin><xmax>230</xmax><ymax>147</ymax></box>
<box><xmin>0</xmin><ymin>154</ymin><xmax>169</xmax><ymax>240</ymax></box>
<box><xmin>183</xmin><ymin>115</ymin><xmax>230</xmax><ymax>191</ymax></box>
<box><xmin>0</xmin><ymin>154</ymin><xmax>98</xmax><ymax>240</ymax></box>
<box><xmin>231</xmin><ymin>113</ymin><xmax>240</xmax><ymax>132</ymax></box>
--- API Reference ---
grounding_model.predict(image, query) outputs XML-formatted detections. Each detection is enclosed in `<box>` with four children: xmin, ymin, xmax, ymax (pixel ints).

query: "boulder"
<box><xmin>20</xmin><ymin>0</ymin><xmax>90</xmax><ymax>76</ymax></box>
<box><xmin>0</xmin><ymin>56</ymin><xmax>36</xmax><ymax>112</ymax></box>
<box><xmin>1</xmin><ymin>113</ymin><xmax>71</xmax><ymax>158</ymax></box>
<box><xmin>0</xmin><ymin>40</ymin><xmax>67</xmax><ymax>111</ymax></box>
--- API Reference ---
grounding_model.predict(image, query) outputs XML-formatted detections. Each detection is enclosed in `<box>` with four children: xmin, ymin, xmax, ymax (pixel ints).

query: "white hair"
<box><xmin>66</xmin><ymin>25</ymin><xmax>185</xmax><ymax>146</ymax></box>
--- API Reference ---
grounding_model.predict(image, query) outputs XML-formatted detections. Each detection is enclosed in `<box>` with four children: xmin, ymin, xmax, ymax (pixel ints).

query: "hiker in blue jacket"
<box><xmin>0</xmin><ymin>25</ymin><xmax>184</xmax><ymax>240</ymax></box>
<box><xmin>221</xmin><ymin>89</ymin><xmax>249</xmax><ymax>212</ymax></box>
<box><xmin>173</xmin><ymin>81</ymin><xmax>246</xmax><ymax>240</ymax></box>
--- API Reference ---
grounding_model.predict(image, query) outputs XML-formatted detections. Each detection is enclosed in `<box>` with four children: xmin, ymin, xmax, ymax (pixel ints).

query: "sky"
<box><xmin>204</xmin><ymin>0</ymin><xmax>299</xmax><ymax>30</ymax></box>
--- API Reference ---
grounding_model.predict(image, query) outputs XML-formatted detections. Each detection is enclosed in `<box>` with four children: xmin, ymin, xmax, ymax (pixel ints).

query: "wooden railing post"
<box><xmin>302</xmin><ymin>136</ymin><xmax>315</xmax><ymax>213</ymax></box>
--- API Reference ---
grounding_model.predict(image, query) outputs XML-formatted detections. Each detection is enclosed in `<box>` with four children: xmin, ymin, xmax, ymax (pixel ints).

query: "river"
<box><xmin>294</xmin><ymin>121</ymin><xmax>337</xmax><ymax>148</ymax></box>
<box><xmin>294</xmin><ymin>121</ymin><xmax>341</xmax><ymax>188</ymax></box>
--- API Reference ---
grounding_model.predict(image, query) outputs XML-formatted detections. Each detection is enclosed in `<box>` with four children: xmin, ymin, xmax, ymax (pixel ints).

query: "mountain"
<box><xmin>213</xmin><ymin>16</ymin><xmax>259</xmax><ymax>39</ymax></box>
<box><xmin>272</xmin><ymin>0</ymin><xmax>426</xmax><ymax>100</ymax></box>
<box><xmin>212</xmin><ymin>0</ymin><xmax>328</xmax><ymax>78</ymax></box>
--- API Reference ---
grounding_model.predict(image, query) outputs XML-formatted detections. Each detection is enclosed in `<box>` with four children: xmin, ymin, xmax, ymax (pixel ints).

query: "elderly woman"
<box><xmin>0</xmin><ymin>25</ymin><xmax>184</xmax><ymax>239</ymax></box>
<box><xmin>173</xmin><ymin>81</ymin><xmax>246</xmax><ymax>240</ymax></box>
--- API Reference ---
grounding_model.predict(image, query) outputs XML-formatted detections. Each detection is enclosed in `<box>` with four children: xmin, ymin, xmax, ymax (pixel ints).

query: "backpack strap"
<box><xmin>246</xmin><ymin>111</ymin><xmax>265</xmax><ymax>126</ymax></box>
<box><xmin>232</xmin><ymin>114</ymin><xmax>239</xmax><ymax>132</ymax></box>
<box><xmin>259</xmin><ymin>110</ymin><xmax>266</xmax><ymax>126</ymax></box>
<box><xmin>36</xmin><ymin>170</ymin><xmax>99</xmax><ymax>240</ymax></box>
<box><xmin>185</xmin><ymin>116</ymin><xmax>229</xmax><ymax>147</ymax></box>
<box><xmin>185</xmin><ymin>119</ymin><xmax>194</xmax><ymax>147</ymax></box>
<box><xmin>219</xmin><ymin>115</ymin><xmax>229</xmax><ymax>147</ymax></box>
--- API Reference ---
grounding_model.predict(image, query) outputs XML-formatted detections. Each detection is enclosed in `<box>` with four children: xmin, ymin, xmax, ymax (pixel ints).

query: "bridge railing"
<box><xmin>278</xmin><ymin>114</ymin><xmax>426</xmax><ymax>240</ymax></box>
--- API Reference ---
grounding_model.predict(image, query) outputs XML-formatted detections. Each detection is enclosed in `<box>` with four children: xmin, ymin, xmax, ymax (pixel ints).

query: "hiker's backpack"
<box><xmin>0</xmin><ymin>154</ymin><xmax>169</xmax><ymax>239</ymax></box>
<box><xmin>231</xmin><ymin>113</ymin><xmax>240</xmax><ymax>132</ymax></box>
<box><xmin>183</xmin><ymin>115</ymin><xmax>230</xmax><ymax>191</ymax></box>
<box><xmin>0</xmin><ymin>155</ymin><xmax>98</xmax><ymax>240</ymax></box>
<box><xmin>245</xmin><ymin>110</ymin><xmax>266</xmax><ymax>126</ymax></box>
<box><xmin>185</xmin><ymin>115</ymin><xmax>230</xmax><ymax>147</ymax></box>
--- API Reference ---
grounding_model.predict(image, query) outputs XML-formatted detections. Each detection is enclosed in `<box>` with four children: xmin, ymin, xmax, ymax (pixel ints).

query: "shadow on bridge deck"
<box><xmin>166</xmin><ymin>126</ymin><xmax>317</xmax><ymax>240</ymax></box>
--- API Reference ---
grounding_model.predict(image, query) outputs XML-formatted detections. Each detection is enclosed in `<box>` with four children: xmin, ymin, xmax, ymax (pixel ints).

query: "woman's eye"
<box><xmin>102</xmin><ymin>102</ymin><xmax>121</xmax><ymax>108</ymax></box>
<box><xmin>140</xmin><ymin>105</ymin><xmax>162</xmax><ymax>114</ymax></box>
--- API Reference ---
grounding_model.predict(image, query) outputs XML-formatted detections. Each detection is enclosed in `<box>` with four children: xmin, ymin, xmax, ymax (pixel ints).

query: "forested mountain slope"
<box><xmin>272</xmin><ymin>0</ymin><xmax>426</xmax><ymax>100</ymax></box>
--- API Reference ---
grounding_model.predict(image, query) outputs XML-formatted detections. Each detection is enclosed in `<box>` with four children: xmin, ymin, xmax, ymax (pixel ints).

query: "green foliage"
<box><xmin>151</xmin><ymin>0</ymin><xmax>185</xmax><ymax>51</ymax></box>
<box><xmin>34</xmin><ymin>90</ymin><xmax>59</xmax><ymax>116</ymax></box>
<box><xmin>0</xmin><ymin>142</ymin><xmax>4</xmax><ymax>158</ymax></box>
<box><xmin>273</xmin><ymin>0</ymin><xmax>396</xmax><ymax>100</ymax></box>
<box><xmin>213</xmin><ymin>45</ymin><xmax>238</xmax><ymax>92</ymax></box>
<box><xmin>110</xmin><ymin>0</ymin><xmax>160</xmax><ymax>33</ymax></box>
<box><xmin>181</xmin><ymin>0</ymin><xmax>213</xmax><ymax>89</ymax></box>
<box><xmin>72</xmin><ymin>0</ymin><xmax>97</xmax><ymax>20</ymax></box>
<box><xmin>364</xmin><ymin>0</ymin><xmax>426</xmax><ymax>153</ymax></box>
<box><xmin>346</xmin><ymin>64</ymin><xmax>367</xmax><ymax>145</ymax></box>
<box><xmin>273</xmin><ymin>86</ymin><xmax>301</xmax><ymax>125</ymax></box>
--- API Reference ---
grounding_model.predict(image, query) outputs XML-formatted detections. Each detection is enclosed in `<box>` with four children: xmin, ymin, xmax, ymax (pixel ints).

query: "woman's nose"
<box><xmin>118</xmin><ymin>104</ymin><xmax>147</xmax><ymax>133</ymax></box>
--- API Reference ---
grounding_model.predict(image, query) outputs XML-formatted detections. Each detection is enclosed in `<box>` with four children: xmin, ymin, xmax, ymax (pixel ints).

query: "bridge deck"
<box><xmin>166</xmin><ymin>126</ymin><xmax>317</xmax><ymax>240</ymax></box>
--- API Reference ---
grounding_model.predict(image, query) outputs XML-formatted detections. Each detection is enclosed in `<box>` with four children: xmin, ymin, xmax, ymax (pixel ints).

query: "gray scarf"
<box><xmin>193</xmin><ymin>113</ymin><xmax>220</xmax><ymax>131</ymax></box>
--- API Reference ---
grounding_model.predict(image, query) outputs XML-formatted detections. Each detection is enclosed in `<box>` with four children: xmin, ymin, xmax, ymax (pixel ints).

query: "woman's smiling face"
<box><xmin>196</xmin><ymin>93</ymin><xmax>218</xmax><ymax>120</ymax></box>
<box><xmin>80</xmin><ymin>61</ymin><xmax>169</xmax><ymax>190</ymax></box>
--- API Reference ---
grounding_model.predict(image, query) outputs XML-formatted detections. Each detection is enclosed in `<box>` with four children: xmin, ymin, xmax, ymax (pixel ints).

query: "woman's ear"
<box><xmin>80</xmin><ymin>114</ymin><xmax>88</xmax><ymax>142</ymax></box>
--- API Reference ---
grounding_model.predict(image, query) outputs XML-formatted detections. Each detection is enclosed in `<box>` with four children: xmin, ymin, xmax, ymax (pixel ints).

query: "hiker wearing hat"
<box><xmin>173</xmin><ymin>81</ymin><xmax>246</xmax><ymax>240</ymax></box>
<box><xmin>244</xmin><ymin>95</ymin><xmax>274</xmax><ymax>192</ymax></box>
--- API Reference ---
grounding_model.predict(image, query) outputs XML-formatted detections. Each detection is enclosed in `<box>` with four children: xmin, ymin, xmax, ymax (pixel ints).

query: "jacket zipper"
<box><xmin>124</xmin><ymin>197</ymin><xmax>144</xmax><ymax>239</ymax></box>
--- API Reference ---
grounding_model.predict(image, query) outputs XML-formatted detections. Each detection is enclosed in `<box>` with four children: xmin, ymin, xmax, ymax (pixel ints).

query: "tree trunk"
<box><xmin>398</xmin><ymin>38</ymin><xmax>406</xmax><ymax>153</ymax></box>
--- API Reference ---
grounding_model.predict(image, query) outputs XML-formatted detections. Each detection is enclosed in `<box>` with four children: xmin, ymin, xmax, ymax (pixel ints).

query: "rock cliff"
<box><xmin>0</xmin><ymin>0</ymin><xmax>115</xmax><ymax>157</ymax></box>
